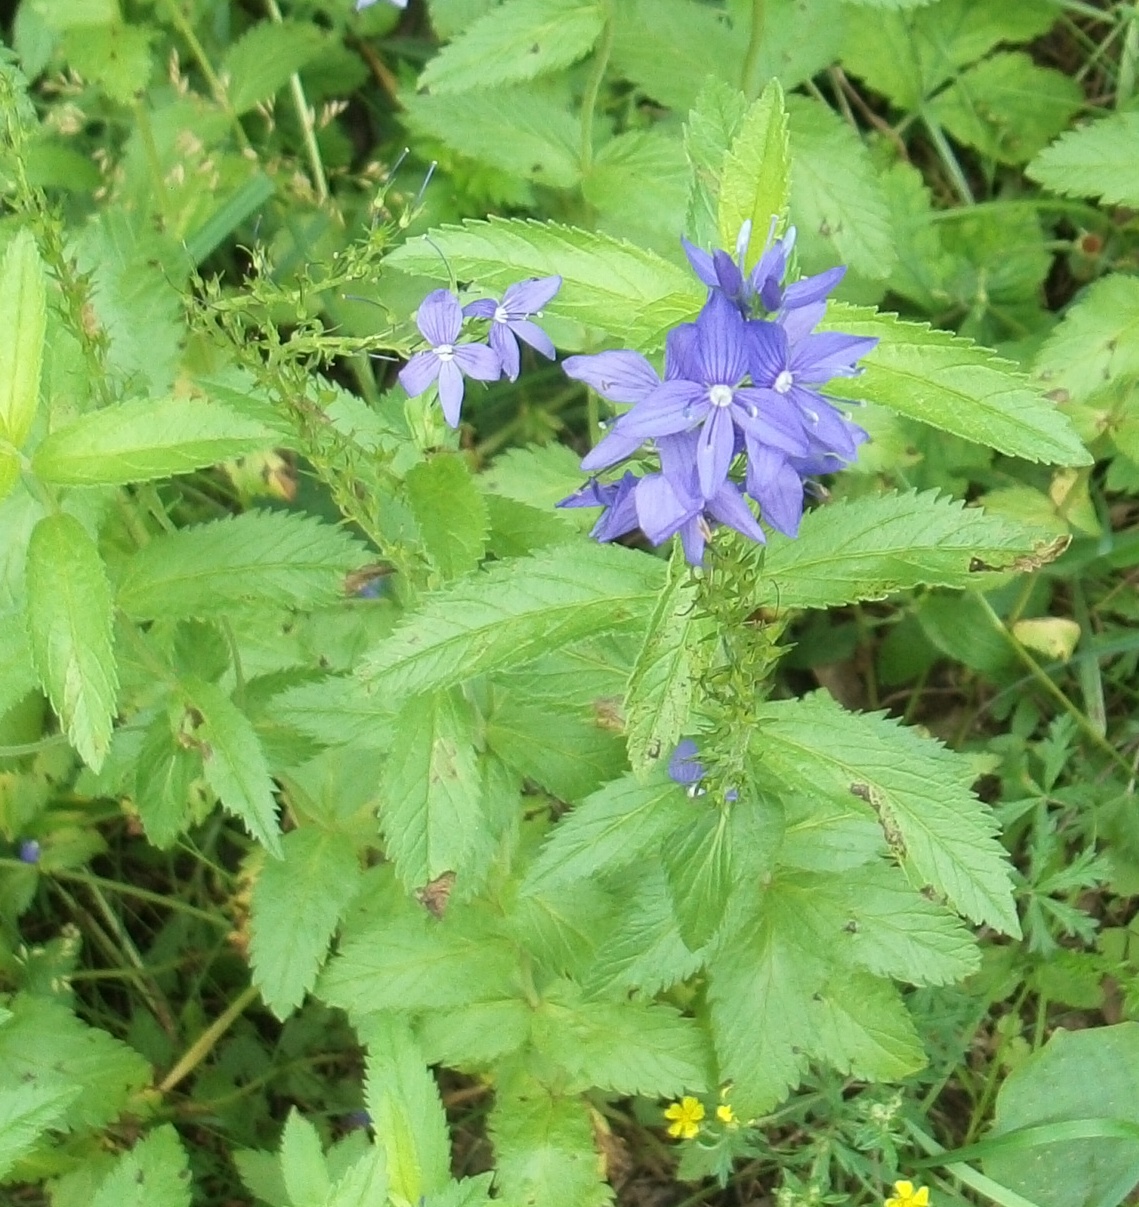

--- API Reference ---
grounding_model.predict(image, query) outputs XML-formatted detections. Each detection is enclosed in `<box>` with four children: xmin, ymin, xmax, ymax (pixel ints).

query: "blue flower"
<box><xmin>463</xmin><ymin>276</ymin><xmax>561</xmax><ymax>381</ymax></box>
<box><xmin>668</xmin><ymin>739</ymin><xmax>737</xmax><ymax>800</ymax></box>
<box><xmin>18</xmin><ymin>838</ymin><xmax>40</xmax><ymax>864</ymax></box>
<box><xmin>398</xmin><ymin>289</ymin><xmax>501</xmax><ymax>427</ymax></box>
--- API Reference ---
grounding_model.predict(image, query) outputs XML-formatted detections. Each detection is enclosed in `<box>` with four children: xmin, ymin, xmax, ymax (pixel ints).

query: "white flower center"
<box><xmin>708</xmin><ymin>384</ymin><xmax>734</xmax><ymax>409</ymax></box>
<box><xmin>493</xmin><ymin>305</ymin><xmax>509</xmax><ymax>324</ymax></box>
<box><xmin>773</xmin><ymin>369</ymin><xmax>794</xmax><ymax>394</ymax></box>
<box><xmin>435</xmin><ymin>343</ymin><xmax>456</xmax><ymax>361</ymax></box>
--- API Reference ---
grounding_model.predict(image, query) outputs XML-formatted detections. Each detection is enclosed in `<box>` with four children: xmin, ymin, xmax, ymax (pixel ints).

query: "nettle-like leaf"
<box><xmin>821</xmin><ymin>304</ymin><xmax>1092</xmax><ymax>465</ymax></box>
<box><xmin>249</xmin><ymin>827</ymin><xmax>363</xmax><ymax>1019</ymax></box>
<box><xmin>32</xmin><ymin>396</ymin><xmax>279</xmax><ymax>486</ymax></box>
<box><xmin>753</xmin><ymin>491</ymin><xmax>1054</xmax><ymax>610</ymax></box>
<box><xmin>25</xmin><ymin>512</ymin><xmax>119</xmax><ymax>771</ymax></box>
<box><xmin>418</xmin><ymin>0</ymin><xmax>604</xmax><ymax>95</ymax></box>
<box><xmin>1028</xmin><ymin>110</ymin><xmax>1139</xmax><ymax>208</ymax></box>
<box><xmin>752</xmin><ymin>692</ymin><xmax>1020</xmax><ymax>934</ymax></box>
<box><xmin>387</xmin><ymin>219</ymin><xmax>702</xmax><ymax>352</ymax></box>
<box><xmin>684</xmin><ymin>77</ymin><xmax>748</xmax><ymax>248</ymax></box>
<box><xmin>90</xmin><ymin>1125</ymin><xmax>191</xmax><ymax>1207</ymax></box>
<box><xmin>134</xmin><ymin>711</ymin><xmax>201</xmax><ymax>848</ymax></box>
<box><xmin>118</xmin><ymin>510</ymin><xmax>367</xmax><ymax>619</ymax></box>
<box><xmin>0</xmin><ymin>1083</ymin><xmax>80</xmax><ymax>1180</ymax></box>
<box><xmin>222</xmin><ymin>20</ymin><xmax>327</xmax><ymax>114</ymax></box>
<box><xmin>0</xmin><ymin>229</ymin><xmax>47</xmax><ymax>448</ymax></box>
<box><xmin>280</xmin><ymin>1110</ymin><xmax>331</xmax><ymax>1206</ymax></box>
<box><xmin>417</xmin><ymin>998</ymin><xmax>533</xmax><ymax>1068</ymax></box>
<box><xmin>717</xmin><ymin>80</ymin><xmax>790</xmax><ymax>259</ymax></box>
<box><xmin>357</xmin><ymin>544</ymin><xmax>665</xmax><ymax>702</ymax></box>
<box><xmin>664</xmin><ymin>807</ymin><xmax>734</xmax><ymax>950</ymax></box>
<box><xmin>406</xmin><ymin>453</ymin><xmax>489</xmax><ymax>579</ymax></box>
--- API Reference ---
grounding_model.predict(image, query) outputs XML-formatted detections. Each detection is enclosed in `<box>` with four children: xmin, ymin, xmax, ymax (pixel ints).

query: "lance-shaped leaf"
<box><xmin>821</xmin><ymin>304</ymin><xmax>1091</xmax><ymax>465</ymax></box>
<box><xmin>717</xmin><ymin>80</ymin><xmax>789</xmax><ymax>261</ymax></box>
<box><xmin>33</xmin><ymin>396</ymin><xmax>278</xmax><ymax>486</ymax></box>
<box><xmin>0</xmin><ymin>1084</ymin><xmax>81</xmax><ymax>1181</ymax></box>
<box><xmin>278</xmin><ymin>1111</ymin><xmax>330</xmax><ymax>1207</ymax></box>
<box><xmin>806</xmin><ymin>970</ymin><xmax>925</xmax><ymax>1082</ymax></box>
<box><xmin>25</xmin><ymin>513</ymin><xmax>118</xmax><ymax>770</ymax></box>
<box><xmin>405</xmin><ymin>453</ymin><xmax>489</xmax><ymax>580</ymax></box>
<box><xmin>1027</xmin><ymin>110</ymin><xmax>1139</xmax><ymax>208</ymax></box>
<box><xmin>0</xmin><ymin>230</ymin><xmax>47</xmax><ymax>448</ymax></box>
<box><xmin>90</xmin><ymin>1125</ymin><xmax>192</xmax><ymax>1207</ymax></box>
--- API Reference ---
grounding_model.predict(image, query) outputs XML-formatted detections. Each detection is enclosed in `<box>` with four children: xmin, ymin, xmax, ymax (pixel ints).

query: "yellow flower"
<box><xmin>885</xmin><ymin>1181</ymin><xmax>930</xmax><ymax>1207</ymax></box>
<box><xmin>663</xmin><ymin>1096</ymin><xmax>705</xmax><ymax>1140</ymax></box>
<box><xmin>716</xmin><ymin>1103</ymin><xmax>736</xmax><ymax>1124</ymax></box>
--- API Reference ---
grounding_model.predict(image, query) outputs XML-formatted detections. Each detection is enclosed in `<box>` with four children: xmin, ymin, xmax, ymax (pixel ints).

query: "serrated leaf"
<box><xmin>118</xmin><ymin>511</ymin><xmax>366</xmax><ymax>619</ymax></box>
<box><xmin>481</xmin><ymin>441</ymin><xmax>588</xmax><ymax>512</ymax></box>
<box><xmin>62</xmin><ymin>22</ymin><xmax>153</xmax><ymax>105</ymax></box>
<box><xmin>664</xmin><ymin>807</ymin><xmax>733</xmax><ymax>950</ymax></box>
<box><xmin>417</xmin><ymin>999</ymin><xmax>532</xmax><ymax>1068</ymax></box>
<box><xmin>718</xmin><ymin>81</ymin><xmax>789</xmax><ymax>262</ymax></box>
<box><xmin>134</xmin><ymin>711</ymin><xmax>199</xmax><ymax>848</ymax></box>
<box><xmin>362</xmin><ymin>1015</ymin><xmax>451</xmax><ymax>1204</ymax></box>
<box><xmin>483</xmin><ymin>492</ymin><xmax>574</xmax><ymax>557</ymax></box>
<box><xmin>267</xmin><ymin>675</ymin><xmax>397</xmax><ymax>748</ymax></box>
<box><xmin>806</xmin><ymin>970</ymin><xmax>925</xmax><ymax>1081</ymax></box>
<box><xmin>0</xmin><ymin>229</ymin><xmax>46</xmax><ymax>448</ymax></box>
<box><xmin>387</xmin><ymin>219</ymin><xmax>702</xmax><ymax>351</ymax></box>
<box><xmin>250</xmin><ymin>828</ymin><xmax>362</xmax><ymax>1019</ymax></box>
<box><xmin>326</xmin><ymin>1146</ymin><xmax>389</xmax><ymax>1207</ymax></box>
<box><xmin>0</xmin><ymin>611</ymin><xmax>37</xmax><ymax>718</ymax></box>
<box><xmin>821</xmin><ymin>304</ymin><xmax>1092</xmax><ymax>465</ymax></box>
<box><xmin>90</xmin><ymin>1125</ymin><xmax>191</xmax><ymax>1207</ymax></box>
<box><xmin>0</xmin><ymin>1083</ymin><xmax>81</xmax><ymax>1180</ymax></box>
<box><xmin>787</xmin><ymin>95</ymin><xmax>894</xmax><ymax>279</ymax></box>
<box><xmin>279</xmin><ymin>1110</ymin><xmax>331</xmax><ymax>1207</ymax></box>
<box><xmin>33</xmin><ymin>396</ymin><xmax>277</xmax><ymax>485</ymax></box>
<box><xmin>181</xmin><ymin>676</ymin><xmax>282</xmax><ymax>857</ymax></box>
<box><xmin>418</xmin><ymin>0</ymin><xmax>603</xmax><ymax>95</ymax></box>
<box><xmin>406</xmin><ymin>453</ymin><xmax>489</xmax><ymax>579</ymax></box>
<box><xmin>1028</xmin><ymin>110</ymin><xmax>1139</xmax><ymax>208</ymax></box>
<box><xmin>357</xmin><ymin>544</ymin><xmax>664</xmax><ymax>702</ymax></box>
<box><xmin>752</xmin><ymin>692</ymin><xmax>1019</xmax><ymax>933</ymax></box>
<box><xmin>585</xmin><ymin>129</ymin><xmax>690</xmax><ymax>249</ymax></box>
<box><xmin>25</xmin><ymin>512</ymin><xmax>118</xmax><ymax>770</ymax></box>
<box><xmin>223</xmin><ymin>20</ymin><xmax>327</xmax><ymax>113</ymax></box>
<box><xmin>684</xmin><ymin>77</ymin><xmax>748</xmax><ymax>248</ymax></box>
<box><xmin>427</xmin><ymin>0</ymin><xmax>498</xmax><ymax>38</ymax></box>
<box><xmin>753</xmin><ymin>491</ymin><xmax>1050</xmax><ymax>610</ymax></box>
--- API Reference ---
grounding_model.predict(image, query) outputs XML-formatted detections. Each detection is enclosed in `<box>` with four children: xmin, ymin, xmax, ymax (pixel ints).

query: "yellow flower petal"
<box><xmin>716</xmin><ymin>1104</ymin><xmax>735</xmax><ymax>1124</ymax></box>
<box><xmin>913</xmin><ymin>1190</ymin><xmax>929</xmax><ymax>1207</ymax></box>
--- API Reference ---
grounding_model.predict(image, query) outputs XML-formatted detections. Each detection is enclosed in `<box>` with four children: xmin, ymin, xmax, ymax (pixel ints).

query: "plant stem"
<box><xmin>265</xmin><ymin>0</ymin><xmax>329</xmax><ymax>203</ymax></box>
<box><xmin>1118</xmin><ymin>2</ymin><xmax>1139</xmax><ymax>106</ymax></box>
<box><xmin>579</xmin><ymin>0</ymin><xmax>615</xmax><ymax>174</ymax></box>
<box><xmin>740</xmin><ymin>0</ymin><xmax>767</xmax><ymax>99</ymax></box>
<box><xmin>922</xmin><ymin>113</ymin><xmax>975</xmax><ymax>205</ymax></box>
<box><xmin>159</xmin><ymin>983</ymin><xmax>260</xmax><ymax>1093</ymax></box>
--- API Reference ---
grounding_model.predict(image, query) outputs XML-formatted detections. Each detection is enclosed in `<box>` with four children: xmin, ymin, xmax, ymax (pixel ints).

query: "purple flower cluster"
<box><xmin>398</xmin><ymin>278</ymin><xmax>562</xmax><ymax>427</ymax></box>
<box><xmin>558</xmin><ymin>223</ymin><xmax>877</xmax><ymax>564</ymax></box>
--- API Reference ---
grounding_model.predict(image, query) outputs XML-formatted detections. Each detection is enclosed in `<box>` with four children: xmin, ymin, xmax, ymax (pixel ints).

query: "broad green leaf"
<box><xmin>280</xmin><ymin>1110</ymin><xmax>331</xmax><ymax>1207</ymax></box>
<box><xmin>427</xmin><ymin>0</ymin><xmax>498</xmax><ymax>38</ymax></box>
<box><xmin>480</xmin><ymin>441</ymin><xmax>588</xmax><ymax>514</ymax></box>
<box><xmin>357</xmin><ymin>544</ymin><xmax>665</xmax><ymax>702</ymax></box>
<box><xmin>0</xmin><ymin>1083</ymin><xmax>80</xmax><ymax>1180</ymax></box>
<box><xmin>684</xmin><ymin>77</ymin><xmax>748</xmax><ymax>248</ymax></box>
<box><xmin>387</xmin><ymin>219</ymin><xmax>702</xmax><ymax>352</ymax></box>
<box><xmin>624</xmin><ymin>550</ymin><xmax>704</xmax><ymax>776</ymax></box>
<box><xmin>33</xmin><ymin>396</ymin><xmax>277</xmax><ymax>486</ymax></box>
<box><xmin>61</xmin><ymin>22</ymin><xmax>152</xmax><ymax>105</ymax></box>
<box><xmin>927</xmin><ymin>53</ymin><xmax>1082</xmax><ymax>166</ymax></box>
<box><xmin>250</xmin><ymin>828</ymin><xmax>362</xmax><ymax>1019</ymax></box>
<box><xmin>402</xmin><ymin>84</ymin><xmax>581</xmax><ymax>190</ymax></box>
<box><xmin>423</xmin><ymin>1177</ymin><xmax>495</xmax><ymax>1207</ymax></box>
<box><xmin>523</xmin><ymin>769</ymin><xmax>690</xmax><ymax>891</ymax></box>
<box><xmin>1028</xmin><ymin>111</ymin><xmax>1139</xmax><ymax>208</ymax></box>
<box><xmin>379</xmin><ymin>689</ymin><xmax>485</xmax><ymax>890</ymax></box>
<box><xmin>25</xmin><ymin>512</ymin><xmax>118</xmax><ymax>770</ymax></box>
<box><xmin>489</xmin><ymin>1070</ymin><xmax>613</xmax><ymax>1207</ymax></box>
<box><xmin>752</xmin><ymin>491</ymin><xmax>1054</xmax><ymax>610</ymax></box>
<box><xmin>483</xmin><ymin>492</ymin><xmax>575</xmax><ymax>558</ymax></box>
<box><xmin>118</xmin><ymin>511</ymin><xmax>366</xmax><ymax>619</ymax></box>
<box><xmin>268</xmin><ymin>675</ymin><xmax>397</xmax><ymax>747</ymax></box>
<box><xmin>0</xmin><ymin>449</ymin><xmax>18</xmax><ymax>502</ymax></box>
<box><xmin>362</xmin><ymin>1015</ymin><xmax>451</xmax><ymax>1204</ymax></box>
<box><xmin>0</xmin><ymin>229</ymin><xmax>46</xmax><ymax>447</ymax></box>
<box><xmin>133</xmin><ymin>711</ymin><xmax>200</xmax><ymax>848</ymax></box>
<box><xmin>727</xmin><ymin>0</ymin><xmax>849</xmax><ymax>90</ymax></box>
<box><xmin>510</xmin><ymin>879</ymin><xmax>614</xmax><ymax>977</ymax></box>
<box><xmin>0</xmin><ymin>994</ymin><xmax>150</xmax><ymax>1131</ymax></box>
<box><xmin>406</xmin><ymin>453</ymin><xmax>489</xmax><ymax>579</ymax></box>
<box><xmin>664</xmin><ymin>807</ymin><xmax>733</xmax><ymax>950</ymax></box>
<box><xmin>90</xmin><ymin>1126</ymin><xmax>191</xmax><ymax>1207</ymax></box>
<box><xmin>326</xmin><ymin>1146</ymin><xmax>390</xmax><ymax>1207</ymax></box>
<box><xmin>532</xmin><ymin>980</ymin><xmax>708</xmax><ymax>1096</ymax></box>
<box><xmin>417</xmin><ymin>999</ymin><xmax>532</xmax><ymax>1068</ymax></box>
<box><xmin>223</xmin><ymin>20</ymin><xmax>327</xmax><ymax>113</ymax></box>
<box><xmin>752</xmin><ymin>692</ymin><xmax>1019</xmax><ymax>933</ymax></box>
<box><xmin>718</xmin><ymin>81</ymin><xmax>789</xmax><ymax>263</ymax></box>
<box><xmin>806</xmin><ymin>970</ymin><xmax>925</xmax><ymax>1081</ymax></box>
<box><xmin>180</xmin><ymin>676</ymin><xmax>282</xmax><ymax>857</ymax></box>
<box><xmin>0</xmin><ymin>612</ymin><xmax>37</xmax><ymax>719</ymax></box>
<box><xmin>1034</xmin><ymin>275</ymin><xmax>1139</xmax><ymax>403</ymax></box>
<box><xmin>584</xmin><ymin>129</ymin><xmax>690</xmax><ymax>250</ymax></box>
<box><xmin>787</xmin><ymin>95</ymin><xmax>894</xmax><ymax>279</ymax></box>
<box><xmin>418</xmin><ymin>0</ymin><xmax>603</xmax><ymax>95</ymax></box>
<box><xmin>821</xmin><ymin>304</ymin><xmax>1092</xmax><ymax>465</ymax></box>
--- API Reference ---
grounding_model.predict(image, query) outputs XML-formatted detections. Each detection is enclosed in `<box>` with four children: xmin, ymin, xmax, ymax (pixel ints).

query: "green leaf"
<box><xmin>357</xmin><ymin>543</ymin><xmax>665</xmax><ymax>702</ymax></box>
<box><xmin>133</xmin><ymin>711</ymin><xmax>200</xmax><ymax>848</ymax></box>
<box><xmin>532</xmin><ymin>980</ymin><xmax>708</xmax><ymax>1096</ymax></box>
<box><xmin>0</xmin><ymin>994</ymin><xmax>150</xmax><ymax>1131</ymax></box>
<box><xmin>91</xmin><ymin>1126</ymin><xmax>191</xmax><ymax>1207</ymax></box>
<box><xmin>787</xmin><ymin>95</ymin><xmax>894</xmax><ymax>279</ymax></box>
<box><xmin>61</xmin><ymin>22</ymin><xmax>153</xmax><ymax>105</ymax></box>
<box><xmin>483</xmin><ymin>492</ymin><xmax>575</xmax><ymax>558</ymax></box>
<box><xmin>326</xmin><ymin>1146</ymin><xmax>390</xmax><ymax>1207</ymax></box>
<box><xmin>117</xmin><ymin>511</ymin><xmax>366</xmax><ymax>619</ymax></box>
<box><xmin>279</xmin><ymin>1110</ymin><xmax>331</xmax><ymax>1207</ymax></box>
<box><xmin>223</xmin><ymin>20</ymin><xmax>327</xmax><ymax>113</ymax></box>
<box><xmin>584</xmin><ymin>129</ymin><xmax>690</xmax><ymax>248</ymax></box>
<box><xmin>417</xmin><ymin>999</ymin><xmax>532</xmax><ymax>1068</ymax></box>
<box><xmin>387</xmin><ymin>219</ymin><xmax>702</xmax><ymax>351</ymax></box>
<box><xmin>664</xmin><ymin>807</ymin><xmax>733</xmax><ymax>951</ymax></box>
<box><xmin>362</xmin><ymin>1015</ymin><xmax>451</xmax><ymax>1204</ymax></box>
<box><xmin>0</xmin><ymin>612</ymin><xmax>37</xmax><ymax>719</ymax></box>
<box><xmin>406</xmin><ymin>453</ymin><xmax>489</xmax><ymax>579</ymax></box>
<box><xmin>752</xmin><ymin>491</ymin><xmax>1053</xmax><ymax>610</ymax></box>
<box><xmin>0</xmin><ymin>229</ymin><xmax>46</xmax><ymax>448</ymax></box>
<box><xmin>33</xmin><ymin>396</ymin><xmax>277</xmax><ymax>486</ymax></box>
<box><xmin>1028</xmin><ymin>110</ymin><xmax>1139</xmax><ymax>208</ymax></box>
<box><xmin>180</xmin><ymin>676</ymin><xmax>282</xmax><ymax>857</ymax></box>
<box><xmin>718</xmin><ymin>81</ymin><xmax>790</xmax><ymax>263</ymax></box>
<box><xmin>523</xmin><ymin>769</ymin><xmax>690</xmax><ymax>892</ymax></box>
<box><xmin>752</xmin><ymin>692</ymin><xmax>1019</xmax><ymax>933</ymax></box>
<box><xmin>250</xmin><ymin>828</ymin><xmax>362</xmax><ymax>1019</ymax></box>
<box><xmin>25</xmin><ymin>512</ymin><xmax>118</xmax><ymax>770</ymax></box>
<box><xmin>481</xmin><ymin>441</ymin><xmax>588</xmax><ymax>513</ymax></box>
<box><xmin>821</xmin><ymin>304</ymin><xmax>1092</xmax><ymax>465</ymax></box>
<box><xmin>0</xmin><ymin>1083</ymin><xmax>80</xmax><ymax>1180</ymax></box>
<box><xmin>0</xmin><ymin>449</ymin><xmax>18</xmax><ymax>503</ymax></box>
<box><xmin>402</xmin><ymin>84</ymin><xmax>582</xmax><ymax>190</ymax></box>
<box><xmin>427</xmin><ymin>0</ymin><xmax>498</xmax><ymax>38</ymax></box>
<box><xmin>418</xmin><ymin>0</ymin><xmax>603</xmax><ymax>95</ymax></box>
<box><xmin>379</xmin><ymin>689</ymin><xmax>485</xmax><ymax>890</ymax></box>
<box><xmin>806</xmin><ymin>970</ymin><xmax>925</xmax><ymax>1082</ymax></box>
<box><xmin>489</xmin><ymin>1070</ymin><xmax>613</xmax><ymax>1207</ymax></box>
<box><xmin>927</xmin><ymin>52</ymin><xmax>1082</xmax><ymax>165</ymax></box>
<box><xmin>684</xmin><ymin>77</ymin><xmax>748</xmax><ymax>248</ymax></box>
<box><xmin>1034</xmin><ymin>275</ymin><xmax>1139</xmax><ymax>403</ymax></box>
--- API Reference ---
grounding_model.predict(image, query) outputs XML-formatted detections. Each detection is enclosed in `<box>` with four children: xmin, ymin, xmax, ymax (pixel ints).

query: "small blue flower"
<box><xmin>398</xmin><ymin>289</ymin><xmax>501</xmax><ymax>427</ymax></box>
<box><xmin>463</xmin><ymin>276</ymin><xmax>561</xmax><ymax>381</ymax></box>
<box><xmin>18</xmin><ymin>839</ymin><xmax>40</xmax><ymax>864</ymax></box>
<box><xmin>668</xmin><ymin>739</ymin><xmax>738</xmax><ymax>800</ymax></box>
